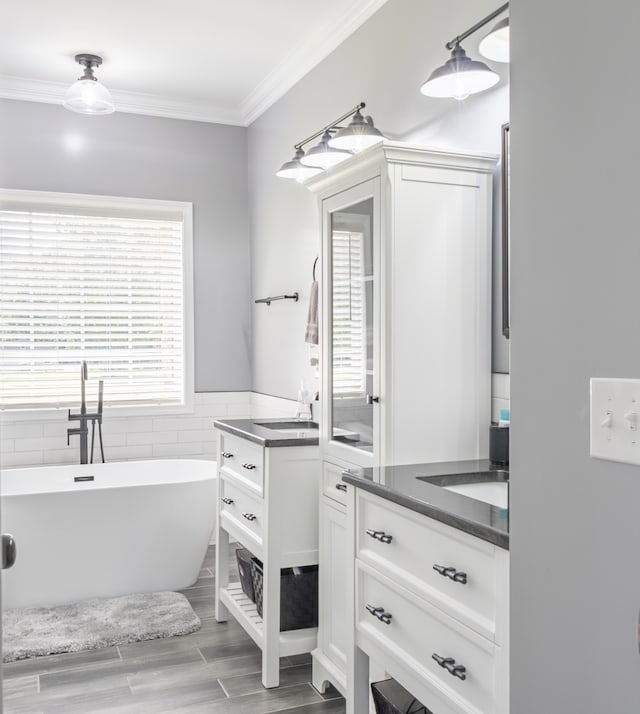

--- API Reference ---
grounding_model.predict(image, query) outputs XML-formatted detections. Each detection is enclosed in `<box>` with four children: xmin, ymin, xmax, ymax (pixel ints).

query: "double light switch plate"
<box><xmin>590</xmin><ymin>378</ymin><xmax>640</xmax><ymax>465</ymax></box>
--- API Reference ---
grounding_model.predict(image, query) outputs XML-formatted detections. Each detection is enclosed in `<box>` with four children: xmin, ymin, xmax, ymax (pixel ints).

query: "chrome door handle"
<box><xmin>221</xmin><ymin>451</ymin><xmax>234</xmax><ymax>459</ymax></box>
<box><xmin>366</xmin><ymin>529</ymin><xmax>393</xmax><ymax>544</ymax></box>
<box><xmin>432</xmin><ymin>653</ymin><xmax>467</xmax><ymax>680</ymax></box>
<box><xmin>221</xmin><ymin>497</ymin><xmax>234</xmax><ymax>505</ymax></box>
<box><xmin>433</xmin><ymin>564</ymin><xmax>468</xmax><ymax>584</ymax></box>
<box><xmin>242</xmin><ymin>513</ymin><xmax>257</xmax><ymax>521</ymax></box>
<box><xmin>2</xmin><ymin>534</ymin><xmax>16</xmax><ymax>570</ymax></box>
<box><xmin>242</xmin><ymin>463</ymin><xmax>256</xmax><ymax>470</ymax></box>
<box><xmin>365</xmin><ymin>604</ymin><xmax>392</xmax><ymax>624</ymax></box>
<box><xmin>335</xmin><ymin>483</ymin><xmax>347</xmax><ymax>492</ymax></box>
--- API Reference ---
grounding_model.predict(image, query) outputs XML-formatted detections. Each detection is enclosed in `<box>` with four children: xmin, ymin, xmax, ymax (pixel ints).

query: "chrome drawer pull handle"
<box><xmin>365</xmin><ymin>604</ymin><xmax>392</xmax><ymax>624</ymax></box>
<box><xmin>335</xmin><ymin>483</ymin><xmax>347</xmax><ymax>492</ymax></box>
<box><xmin>366</xmin><ymin>529</ymin><xmax>393</xmax><ymax>544</ymax></box>
<box><xmin>242</xmin><ymin>463</ymin><xmax>257</xmax><ymax>470</ymax></box>
<box><xmin>242</xmin><ymin>512</ymin><xmax>257</xmax><ymax>521</ymax></box>
<box><xmin>221</xmin><ymin>451</ymin><xmax>234</xmax><ymax>459</ymax></box>
<box><xmin>433</xmin><ymin>564</ymin><xmax>468</xmax><ymax>584</ymax></box>
<box><xmin>221</xmin><ymin>497</ymin><xmax>234</xmax><ymax>505</ymax></box>
<box><xmin>432</xmin><ymin>653</ymin><xmax>466</xmax><ymax>681</ymax></box>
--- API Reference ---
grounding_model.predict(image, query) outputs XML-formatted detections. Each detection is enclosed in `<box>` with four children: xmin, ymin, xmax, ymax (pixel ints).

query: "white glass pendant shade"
<box><xmin>479</xmin><ymin>17</ymin><xmax>510</xmax><ymax>63</ymax></box>
<box><xmin>299</xmin><ymin>131</ymin><xmax>352</xmax><ymax>169</ymax></box>
<box><xmin>328</xmin><ymin>110</ymin><xmax>384</xmax><ymax>152</ymax></box>
<box><xmin>63</xmin><ymin>78</ymin><xmax>115</xmax><ymax>115</ymax></box>
<box><xmin>420</xmin><ymin>44</ymin><xmax>499</xmax><ymax>100</ymax></box>
<box><xmin>276</xmin><ymin>148</ymin><xmax>323</xmax><ymax>180</ymax></box>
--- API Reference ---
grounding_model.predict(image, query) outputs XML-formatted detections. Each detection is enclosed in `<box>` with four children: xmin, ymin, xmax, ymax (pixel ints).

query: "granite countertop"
<box><xmin>213</xmin><ymin>418</ymin><xmax>319</xmax><ymax>447</ymax></box>
<box><xmin>341</xmin><ymin>459</ymin><xmax>509</xmax><ymax>549</ymax></box>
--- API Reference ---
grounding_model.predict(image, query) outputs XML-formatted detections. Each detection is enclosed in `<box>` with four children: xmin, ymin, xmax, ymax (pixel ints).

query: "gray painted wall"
<box><xmin>511</xmin><ymin>1</ymin><xmax>640</xmax><ymax>711</ymax></box>
<box><xmin>248</xmin><ymin>0</ymin><xmax>509</xmax><ymax>400</ymax></box>
<box><xmin>0</xmin><ymin>99</ymin><xmax>251</xmax><ymax>392</ymax></box>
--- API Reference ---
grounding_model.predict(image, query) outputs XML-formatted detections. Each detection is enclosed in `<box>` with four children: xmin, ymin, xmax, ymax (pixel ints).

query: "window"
<box><xmin>0</xmin><ymin>190</ymin><xmax>193</xmax><ymax>412</ymax></box>
<box><xmin>331</xmin><ymin>229</ymin><xmax>367</xmax><ymax>396</ymax></box>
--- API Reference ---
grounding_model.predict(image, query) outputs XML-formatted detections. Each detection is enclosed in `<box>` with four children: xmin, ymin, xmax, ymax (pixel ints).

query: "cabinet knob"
<box><xmin>242</xmin><ymin>463</ymin><xmax>257</xmax><ymax>470</ymax></box>
<box><xmin>366</xmin><ymin>394</ymin><xmax>380</xmax><ymax>405</ymax></box>
<box><xmin>365</xmin><ymin>604</ymin><xmax>392</xmax><ymax>624</ymax></box>
<box><xmin>221</xmin><ymin>451</ymin><xmax>234</xmax><ymax>459</ymax></box>
<box><xmin>366</xmin><ymin>529</ymin><xmax>393</xmax><ymax>544</ymax></box>
<box><xmin>335</xmin><ymin>483</ymin><xmax>347</xmax><ymax>492</ymax></box>
<box><xmin>242</xmin><ymin>512</ymin><xmax>257</xmax><ymax>521</ymax></box>
<box><xmin>433</xmin><ymin>564</ymin><xmax>467</xmax><ymax>584</ymax></box>
<box><xmin>432</xmin><ymin>653</ymin><xmax>467</xmax><ymax>680</ymax></box>
<box><xmin>221</xmin><ymin>497</ymin><xmax>234</xmax><ymax>505</ymax></box>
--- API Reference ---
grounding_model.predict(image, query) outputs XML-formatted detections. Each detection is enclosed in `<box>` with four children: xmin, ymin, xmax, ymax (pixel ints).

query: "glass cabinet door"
<box><xmin>325</xmin><ymin>180</ymin><xmax>378</xmax><ymax>463</ymax></box>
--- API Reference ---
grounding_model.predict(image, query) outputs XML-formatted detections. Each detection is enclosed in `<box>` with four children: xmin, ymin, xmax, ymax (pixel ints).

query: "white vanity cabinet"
<box><xmin>349</xmin><ymin>487</ymin><xmax>509</xmax><ymax>714</ymax></box>
<box><xmin>213</xmin><ymin>425</ymin><xmax>320</xmax><ymax>689</ymax></box>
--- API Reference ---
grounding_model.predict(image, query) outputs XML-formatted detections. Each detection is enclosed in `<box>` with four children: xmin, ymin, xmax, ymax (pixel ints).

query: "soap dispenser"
<box><xmin>489</xmin><ymin>409</ymin><xmax>510</xmax><ymax>465</ymax></box>
<box><xmin>295</xmin><ymin>381</ymin><xmax>312</xmax><ymax>421</ymax></box>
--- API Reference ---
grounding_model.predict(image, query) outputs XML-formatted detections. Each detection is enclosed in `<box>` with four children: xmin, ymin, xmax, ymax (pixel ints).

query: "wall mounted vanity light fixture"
<box><xmin>276</xmin><ymin>102</ymin><xmax>385</xmax><ymax>181</ymax></box>
<box><xmin>420</xmin><ymin>3</ymin><xmax>509</xmax><ymax>101</ymax></box>
<box><xmin>479</xmin><ymin>16</ymin><xmax>510</xmax><ymax>63</ymax></box>
<box><xmin>63</xmin><ymin>54</ymin><xmax>115</xmax><ymax>115</ymax></box>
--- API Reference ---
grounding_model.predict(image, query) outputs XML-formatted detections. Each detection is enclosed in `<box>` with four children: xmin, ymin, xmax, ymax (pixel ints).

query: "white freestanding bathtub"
<box><xmin>1</xmin><ymin>459</ymin><xmax>216</xmax><ymax>609</ymax></box>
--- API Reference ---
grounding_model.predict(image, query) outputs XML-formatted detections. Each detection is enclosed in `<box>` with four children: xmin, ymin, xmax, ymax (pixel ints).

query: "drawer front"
<box><xmin>322</xmin><ymin>462</ymin><xmax>349</xmax><ymax>506</ymax></box>
<box><xmin>356</xmin><ymin>489</ymin><xmax>498</xmax><ymax>639</ymax></box>
<box><xmin>218</xmin><ymin>432</ymin><xmax>264</xmax><ymax>494</ymax></box>
<box><xmin>356</xmin><ymin>562</ymin><xmax>496</xmax><ymax>714</ymax></box>
<box><xmin>220</xmin><ymin>476</ymin><xmax>264</xmax><ymax>547</ymax></box>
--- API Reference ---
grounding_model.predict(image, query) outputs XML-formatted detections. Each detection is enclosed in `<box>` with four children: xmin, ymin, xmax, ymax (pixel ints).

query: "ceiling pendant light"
<box><xmin>328</xmin><ymin>108</ymin><xmax>384</xmax><ymax>152</ymax></box>
<box><xmin>420</xmin><ymin>43</ymin><xmax>499</xmax><ymax>101</ymax></box>
<box><xmin>420</xmin><ymin>2</ymin><xmax>508</xmax><ymax>101</ymax></box>
<box><xmin>479</xmin><ymin>17</ymin><xmax>510</xmax><ymax>63</ymax></box>
<box><xmin>276</xmin><ymin>148</ymin><xmax>324</xmax><ymax>181</ymax></box>
<box><xmin>299</xmin><ymin>130</ymin><xmax>353</xmax><ymax>169</ymax></box>
<box><xmin>63</xmin><ymin>54</ymin><xmax>115</xmax><ymax>115</ymax></box>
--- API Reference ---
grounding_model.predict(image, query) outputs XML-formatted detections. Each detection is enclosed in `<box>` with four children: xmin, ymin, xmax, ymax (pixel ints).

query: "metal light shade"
<box><xmin>63</xmin><ymin>54</ymin><xmax>115</xmax><ymax>115</ymax></box>
<box><xmin>276</xmin><ymin>148</ymin><xmax>323</xmax><ymax>180</ymax></box>
<box><xmin>479</xmin><ymin>17</ymin><xmax>510</xmax><ymax>63</ymax></box>
<box><xmin>420</xmin><ymin>44</ymin><xmax>499</xmax><ymax>100</ymax></box>
<box><xmin>328</xmin><ymin>109</ymin><xmax>384</xmax><ymax>152</ymax></box>
<box><xmin>299</xmin><ymin>131</ymin><xmax>353</xmax><ymax>169</ymax></box>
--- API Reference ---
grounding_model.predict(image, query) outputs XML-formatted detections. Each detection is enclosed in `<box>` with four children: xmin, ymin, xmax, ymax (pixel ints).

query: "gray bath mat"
<box><xmin>3</xmin><ymin>591</ymin><xmax>201</xmax><ymax>662</ymax></box>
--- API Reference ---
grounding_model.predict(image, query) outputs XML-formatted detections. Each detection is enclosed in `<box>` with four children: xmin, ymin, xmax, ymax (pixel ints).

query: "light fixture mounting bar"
<box><xmin>294</xmin><ymin>102</ymin><xmax>366</xmax><ymax>150</ymax></box>
<box><xmin>444</xmin><ymin>2</ymin><xmax>508</xmax><ymax>50</ymax></box>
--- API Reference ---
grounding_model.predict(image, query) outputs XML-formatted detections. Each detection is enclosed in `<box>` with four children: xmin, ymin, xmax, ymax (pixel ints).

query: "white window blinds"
<box><xmin>0</xmin><ymin>195</ymin><xmax>191</xmax><ymax>411</ymax></box>
<box><xmin>332</xmin><ymin>230</ymin><xmax>367</xmax><ymax>396</ymax></box>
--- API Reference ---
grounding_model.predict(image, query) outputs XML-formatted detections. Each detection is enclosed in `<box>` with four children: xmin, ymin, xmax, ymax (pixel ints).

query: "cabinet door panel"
<box><xmin>320</xmin><ymin>499</ymin><xmax>348</xmax><ymax>669</ymax></box>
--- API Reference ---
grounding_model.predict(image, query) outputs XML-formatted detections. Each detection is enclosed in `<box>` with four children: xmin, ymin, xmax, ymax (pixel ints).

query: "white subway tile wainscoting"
<box><xmin>1</xmin><ymin>380</ymin><xmax>508</xmax><ymax>470</ymax></box>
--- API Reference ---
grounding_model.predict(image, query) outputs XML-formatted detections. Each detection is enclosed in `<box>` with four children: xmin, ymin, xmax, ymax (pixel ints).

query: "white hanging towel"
<box><xmin>304</xmin><ymin>280</ymin><xmax>319</xmax><ymax>344</ymax></box>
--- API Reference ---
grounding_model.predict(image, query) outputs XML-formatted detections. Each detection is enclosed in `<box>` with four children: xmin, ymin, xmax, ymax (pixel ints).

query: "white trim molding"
<box><xmin>0</xmin><ymin>0</ymin><xmax>390</xmax><ymax>126</ymax></box>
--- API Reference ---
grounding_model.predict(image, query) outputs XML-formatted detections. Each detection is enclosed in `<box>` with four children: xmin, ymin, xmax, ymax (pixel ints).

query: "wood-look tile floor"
<box><xmin>2</xmin><ymin>546</ymin><xmax>345</xmax><ymax>714</ymax></box>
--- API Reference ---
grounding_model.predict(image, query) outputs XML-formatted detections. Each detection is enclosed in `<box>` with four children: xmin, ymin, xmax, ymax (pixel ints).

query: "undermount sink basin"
<box><xmin>443</xmin><ymin>481</ymin><xmax>508</xmax><ymax>508</ymax></box>
<box><xmin>254</xmin><ymin>420</ymin><xmax>318</xmax><ymax>430</ymax></box>
<box><xmin>418</xmin><ymin>469</ymin><xmax>509</xmax><ymax>509</ymax></box>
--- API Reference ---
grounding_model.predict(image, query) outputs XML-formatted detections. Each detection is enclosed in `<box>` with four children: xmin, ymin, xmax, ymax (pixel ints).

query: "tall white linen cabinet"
<box><xmin>306</xmin><ymin>142</ymin><xmax>496</xmax><ymax>698</ymax></box>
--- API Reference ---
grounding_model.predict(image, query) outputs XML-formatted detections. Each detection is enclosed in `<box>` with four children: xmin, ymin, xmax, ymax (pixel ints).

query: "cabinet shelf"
<box><xmin>220</xmin><ymin>584</ymin><xmax>318</xmax><ymax>657</ymax></box>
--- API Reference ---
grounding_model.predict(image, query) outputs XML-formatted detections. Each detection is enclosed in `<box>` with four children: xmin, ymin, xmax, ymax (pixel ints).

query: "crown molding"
<box><xmin>0</xmin><ymin>75</ymin><xmax>246</xmax><ymax>126</ymax></box>
<box><xmin>240</xmin><ymin>0</ymin><xmax>390</xmax><ymax>125</ymax></box>
<box><xmin>0</xmin><ymin>0</ymin><xmax>390</xmax><ymax>127</ymax></box>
